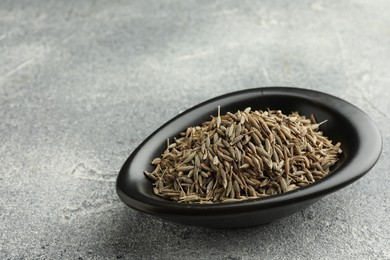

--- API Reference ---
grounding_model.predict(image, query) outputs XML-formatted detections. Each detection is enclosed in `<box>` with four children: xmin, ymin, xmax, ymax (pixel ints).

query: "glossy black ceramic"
<box><xmin>116</xmin><ymin>87</ymin><xmax>382</xmax><ymax>228</ymax></box>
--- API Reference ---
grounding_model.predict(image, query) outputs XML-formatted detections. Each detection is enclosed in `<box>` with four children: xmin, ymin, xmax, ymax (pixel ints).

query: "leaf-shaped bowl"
<box><xmin>116</xmin><ymin>87</ymin><xmax>382</xmax><ymax>228</ymax></box>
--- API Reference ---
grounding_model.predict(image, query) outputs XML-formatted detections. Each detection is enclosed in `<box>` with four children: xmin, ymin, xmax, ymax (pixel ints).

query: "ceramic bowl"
<box><xmin>116</xmin><ymin>87</ymin><xmax>382</xmax><ymax>228</ymax></box>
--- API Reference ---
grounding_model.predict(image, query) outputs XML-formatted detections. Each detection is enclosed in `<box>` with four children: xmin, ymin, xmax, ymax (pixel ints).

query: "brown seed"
<box><xmin>198</xmin><ymin>175</ymin><xmax>203</xmax><ymax>187</ymax></box>
<box><xmin>281</xmin><ymin>125</ymin><xmax>293</xmax><ymax>140</ymax></box>
<box><xmin>144</xmin><ymin>171</ymin><xmax>158</xmax><ymax>181</ymax></box>
<box><xmin>243</xmin><ymin>155</ymin><xmax>254</xmax><ymax>166</ymax></box>
<box><xmin>226</xmin><ymin>180</ymin><xmax>233</xmax><ymax>196</ymax></box>
<box><xmin>239</xmin><ymin>163</ymin><xmax>250</xmax><ymax>169</ymax></box>
<box><xmin>287</xmin><ymin>184</ymin><xmax>298</xmax><ymax>191</ymax></box>
<box><xmin>200</xmin><ymin>171</ymin><xmax>209</xmax><ymax>178</ymax></box>
<box><xmin>222</xmin><ymin>139</ymin><xmax>230</xmax><ymax>148</ymax></box>
<box><xmin>253</xmin><ymin>128</ymin><xmax>265</xmax><ymax>142</ymax></box>
<box><xmin>280</xmin><ymin>178</ymin><xmax>288</xmax><ymax>192</ymax></box>
<box><xmin>180</xmin><ymin>177</ymin><xmax>193</xmax><ymax>184</ymax></box>
<box><xmin>248</xmin><ymin>142</ymin><xmax>257</xmax><ymax>154</ymax></box>
<box><xmin>176</xmin><ymin>165</ymin><xmax>194</xmax><ymax>172</ymax></box>
<box><xmin>235</xmin><ymin>124</ymin><xmax>242</xmax><ymax>137</ymax></box>
<box><xmin>272</xmin><ymin>149</ymin><xmax>280</xmax><ymax>163</ymax></box>
<box><xmin>218</xmin><ymin>150</ymin><xmax>234</xmax><ymax>162</ymax></box>
<box><xmin>252</xmin><ymin>156</ymin><xmax>262</xmax><ymax>170</ymax></box>
<box><xmin>228</xmin><ymin>146</ymin><xmax>236</xmax><ymax>159</ymax></box>
<box><xmin>221</xmin><ymin>169</ymin><xmax>228</xmax><ymax>189</ymax></box>
<box><xmin>213</xmin><ymin>155</ymin><xmax>219</xmax><ymax>166</ymax></box>
<box><xmin>233</xmin><ymin>180</ymin><xmax>240</xmax><ymax>196</ymax></box>
<box><xmin>179</xmin><ymin>195</ymin><xmax>200</xmax><ymax>202</ymax></box>
<box><xmin>194</xmin><ymin>154</ymin><xmax>201</xmax><ymax>168</ymax></box>
<box><xmin>235</xmin><ymin>147</ymin><xmax>242</xmax><ymax>162</ymax></box>
<box><xmin>231</xmin><ymin>135</ymin><xmax>244</xmax><ymax>145</ymax></box>
<box><xmin>227</xmin><ymin>112</ymin><xmax>238</xmax><ymax>121</ymax></box>
<box><xmin>248</xmin><ymin>116</ymin><xmax>261</xmax><ymax>130</ymax></box>
<box><xmin>250</xmin><ymin>131</ymin><xmax>261</xmax><ymax>146</ymax></box>
<box><xmin>265</xmin><ymin>138</ymin><xmax>271</xmax><ymax>154</ymax></box>
<box><xmin>228</xmin><ymin>123</ymin><xmax>235</xmax><ymax>138</ymax></box>
<box><xmin>151</xmin><ymin>158</ymin><xmax>161</xmax><ymax>165</ymax></box>
<box><xmin>182</xmin><ymin>152</ymin><xmax>196</xmax><ymax>164</ymax></box>
<box><xmin>256</xmin><ymin>146</ymin><xmax>269</xmax><ymax>158</ymax></box>
<box><xmin>216</xmin><ymin>128</ymin><xmax>225</xmax><ymax>136</ymax></box>
<box><xmin>285</xmin><ymin>158</ymin><xmax>290</xmax><ymax>176</ymax></box>
<box><xmin>217</xmin><ymin>106</ymin><xmax>221</xmax><ymax>128</ymax></box>
<box><xmin>240</xmin><ymin>114</ymin><xmax>246</xmax><ymax>124</ymax></box>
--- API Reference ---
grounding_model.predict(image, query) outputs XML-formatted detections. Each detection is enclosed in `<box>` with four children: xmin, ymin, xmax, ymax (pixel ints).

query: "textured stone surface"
<box><xmin>1</xmin><ymin>0</ymin><xmax>389</xmax><ymax>259</ymax></box>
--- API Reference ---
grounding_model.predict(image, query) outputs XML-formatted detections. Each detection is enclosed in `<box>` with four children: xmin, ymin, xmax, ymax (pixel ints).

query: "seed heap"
<box><xmin>144</xmin><ymin>107</ymin><xmax>342</xmax><ymax>204</ymax></box>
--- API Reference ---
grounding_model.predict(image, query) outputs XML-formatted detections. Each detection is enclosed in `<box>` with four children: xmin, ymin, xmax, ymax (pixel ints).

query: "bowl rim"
<box><xmin>116</xmin><ymin>87</ymin><xmax>382</xmax><ymax>216</ymax></box>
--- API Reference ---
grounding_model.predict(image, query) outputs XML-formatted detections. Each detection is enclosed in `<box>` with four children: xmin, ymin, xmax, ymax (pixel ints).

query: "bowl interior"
<box><xmin>145</xmin><ymin>93</ymin><xmax>354</xmax><ymax>175</ymax></box>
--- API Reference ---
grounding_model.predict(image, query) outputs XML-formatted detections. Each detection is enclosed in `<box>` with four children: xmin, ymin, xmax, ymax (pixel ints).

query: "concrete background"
<box><xmin>1</xmin><ymin>0</ymin><xmax>389</xmax><ymax>259</ymax></box>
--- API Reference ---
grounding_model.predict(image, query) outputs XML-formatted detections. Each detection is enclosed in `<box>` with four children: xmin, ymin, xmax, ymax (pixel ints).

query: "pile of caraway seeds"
<box><xmin>144</xmin><ymin>107</ymin><xmax>342</xmax><ymax>204</ymax></box>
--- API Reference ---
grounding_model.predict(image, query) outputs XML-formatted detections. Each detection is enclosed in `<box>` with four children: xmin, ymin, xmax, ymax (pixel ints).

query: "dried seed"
<box><xmin>144</xmin><ymin>171</ymin><xmax>158</xmax><ymax>181</ymax></box>
<box><xmin>265</xmin><ymin>138</ymin><xmax>271</xmax><ymax>154</ymax></box>
<box><xmin>231</xmin><ymin>135</ymin><xmax>244</xmax><ymax>145</ymax></box>
<box><xmin>176</xmin><ymin>165</ymin><xmax>194</xmax><ymax>172</ymax></box>
<box><xmin>217</xmin><ymin>106</ymin><xmax>221</xmax><ymax>128</ymax></box>
<box><xmin>180</xmin><ymin>177</ymin><xmax>193</xmax><ymax>184</ymax></box>
<box><xmin>280</xmin><ymin>178</ymin><xmax>288</xmax><ymax>192</ymax></box>
<box><xmin>240</xmin><ymin>113</ymin><xmax>246</xmax><ymax>124</ymax></box>
<box><xmin>227</xmin><ymin>112</ymin><xmax>238</xmax><ymax>121</ymax></box>
<box><xmin>256</xmin><ymin>146</ymin><xmax>269</xmax><ymax>158</ymax></box>
<box><xmin>243</xmin><ymin>155</ymin><xmax>254</xmax><ymax>166</ymax></box>
<box><xmin>244</xmin><ymin>107</ymin><xmax>251</xmax><ymax>113</ymax></box>
<box><xmin>235</xmin><ymin>147</ymin><xmax>242</xmax><ymax>162</ymax></box>
<box><xmin>213</xmin><ymin>155</ymin><xmax>219</xmax><ymax>166</ymax></box>
<box><xmin>248</xmin><ymin>116</ymin><xmax>261</xmax><ymax>130</ymax></box>
<box><xmin>285</xmin><ymin>158</ymin><xmax>290</xmax><ymax>176</ymax></box>
<box><xmin>194</xmin><ymin>154</ymin><xmax>201</xmax><ymax>168</ymax></box>
<box><xmin>226</xmin><ymin>180</ymin><xmax>233</xmax><ymax>196</ymax></box>
<box><xmin>216</xmin><ymin>128</ymin><xmax>225</xmax><ymax>136</ymax></box>
<box><xmin>233</xmin><ymin>180</ymin><xmax>240</xmax><ymax>196</ymax></box>
<box><xmin>200</xmin><ymin>171</ymin><xmax>209</xmax><ymax>178</ymax></box>
<box><xmin>252</xmin><ymin>156</ymin><xmax>262</xmax><ymax>170</ymax></box>
<box><xmin>198</xmin><ymin>175</ymin><xmax>203</xmax><ymax>187</ymax></box>
<box><xmin>206</xmin><ymin>180</ymin><xmax>214</xmax><ymax>194</ymax></box>
<box><xmin>179</xmin><ymin>195</ymin><xmax>200</xmax><ymax>202</ymax></box>
<box><xmin>151</xmin><ymin>158</ymin><xmax>161</xmax><ymax>165</ymax></box>
<box><xmin>248</xmin><ymin>186</ymin><xmax>257</xmax><ymax>197</ymax></box>
<box><xmin>287</xmin><ymin>184</ymin><xmax>298</xmax><ymax>191</ymax></box>
<box><xmin>218</xmin><ymin>150</ymin><xmax>234</xmax><ymax>162</ymax></box>
<box><xmin>239</xmin><ymin>163</ymin><xmax>250</xmax><ymax>169</ymax></box>
<box><xmin>221</xmin><ymin>168</ymin><xmax>228</xmax><ymax>189</ymax></box>
<box><xmin>250</xmin><ymin>131</ymin><xmax>261</xmax><ymax>146</ymax></box>
<box><xmin>232</xmin><ymin>172</ymin><xmax>244</xmax><ymax>188</ymax></box>
<box><xmin>281</xmin><ymin>125</ymin><xmax>293</xmax><ymax>140</ymax></box>
<box><xmin>221</xmin><ymin>139</ymin><xmax>230</xmax><ymax>148</ymax></box>
<box><xmin>272</xmin><ymin>149</ymin><xmax>279</xmax><ymax>163</ymax></box>
<box><xmin>228</xmin><ymin>123</ymin><xmax>235</xmax><ymax>138</ymax></box>
<box><xmin>182</xmin><ymin>152</ymin><xmax>196</xmax><ymax>164</ymax></box>
<box><xmin>205</xmin><ymin>136</ymin><xmax>211</xmax><ymax>147</ymax></box>
<box><xmin>248</xmin><ymin>142</ymin><xmax>257</xmax><ymax>154</ymax></box>
<box><xmin>228</xmin><ymin>146</ymin><xmax>236</xmax><ymax>159</ymax></box>
<box><xmin>235</xmin><ymin>123</ymin><xmax>242</xmax><ymax>136</ymax></box>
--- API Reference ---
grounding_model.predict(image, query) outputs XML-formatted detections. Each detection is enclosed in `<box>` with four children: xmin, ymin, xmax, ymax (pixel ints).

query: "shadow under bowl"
<box><xmin>116</xmin><ymin>87</ymin><xmax>382</xmax><ymax>228</ymax></box>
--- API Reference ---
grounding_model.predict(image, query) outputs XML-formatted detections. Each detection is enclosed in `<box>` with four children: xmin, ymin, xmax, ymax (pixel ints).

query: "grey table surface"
<box><xmin>1</xmin><ymin>0</ymin><xmax>389</xmax><ymax>259</ymax></box>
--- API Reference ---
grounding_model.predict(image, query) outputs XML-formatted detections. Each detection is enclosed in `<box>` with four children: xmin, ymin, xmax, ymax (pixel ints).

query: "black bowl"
<box><xmin>116</xmin><ymin>87</ymin><xmax>382</xmax><ymax>228</ymax></box>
